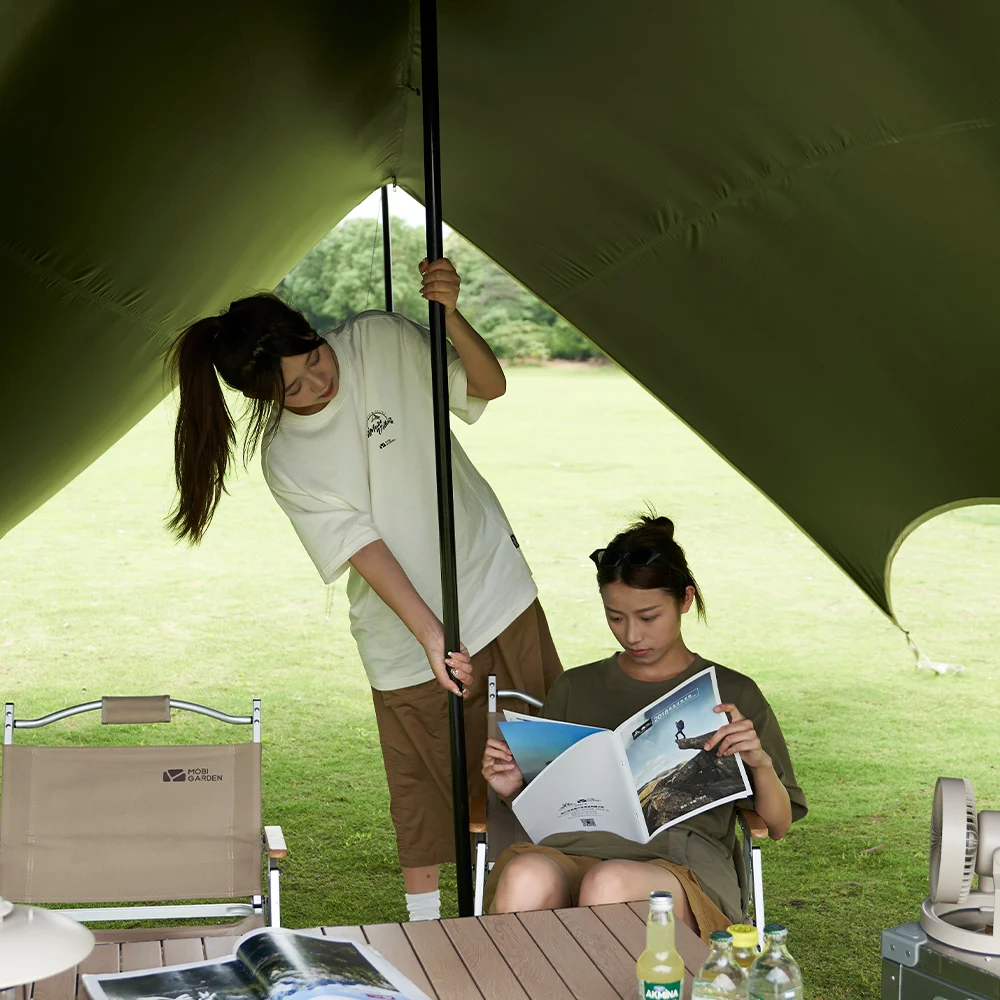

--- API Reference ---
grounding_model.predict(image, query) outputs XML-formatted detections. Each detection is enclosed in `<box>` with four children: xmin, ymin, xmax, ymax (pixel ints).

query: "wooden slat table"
<box><xmin>11</xmin><ymin>903</ymin><xmax>709</xmax><ymax>1000</ymax></box>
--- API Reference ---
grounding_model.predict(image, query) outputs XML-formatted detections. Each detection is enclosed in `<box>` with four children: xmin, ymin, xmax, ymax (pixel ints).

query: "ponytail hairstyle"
<box><xmin>594</xmin><ymin>512</ymin><xmax>707</xmax><ymax>621</ymax></box>
<box><xmin>166</xmin><ymin>293</ymin><xmax>325</xmax><ymax>543</ymax></box>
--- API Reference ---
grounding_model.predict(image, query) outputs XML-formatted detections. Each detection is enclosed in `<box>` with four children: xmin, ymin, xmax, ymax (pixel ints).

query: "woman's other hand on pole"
<box><xmin>419</xmin><ymin>258</ymin><xmax>460</xmax><ymax>316</ymax></box>
<box><xmin>420</xmin><ymin>627</ymin><xmax>472</xmax><ymax>697</ymax></box>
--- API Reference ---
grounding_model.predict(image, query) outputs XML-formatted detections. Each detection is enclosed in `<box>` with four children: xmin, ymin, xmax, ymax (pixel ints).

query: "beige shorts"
<box><xmin>371</xmin><ymin>600</ymin><xmax>563</xmax><ymax>869</ymax></box>
<box><xmin>483</xmin><ymin>842</ymin><xmax>731</xmax><ymax>942</ymax></box>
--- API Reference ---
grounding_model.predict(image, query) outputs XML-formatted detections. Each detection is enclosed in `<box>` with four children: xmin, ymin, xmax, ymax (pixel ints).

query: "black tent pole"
<box><xmin>380</xmin><ymin>185</ymin><xmax>394</xmax><ymax>312</ymax></box>
<box><xmin>418</xmin><ymin>0</ymin><xmax>474</xmax><ymax>917</ymax></box>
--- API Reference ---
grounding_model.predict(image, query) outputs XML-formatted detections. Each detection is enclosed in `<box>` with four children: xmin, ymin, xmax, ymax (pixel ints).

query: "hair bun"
<box><xmin>645</xmin><ymin>514</ymin><xmax>675</xmax><ymax>542</ymax></box>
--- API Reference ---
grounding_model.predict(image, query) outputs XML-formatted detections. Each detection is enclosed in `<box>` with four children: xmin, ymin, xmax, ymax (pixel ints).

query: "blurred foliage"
<box><xmin>277</xmin><ymin>216</ymin><xmax>603</xmax><ymax>362</ymax></box>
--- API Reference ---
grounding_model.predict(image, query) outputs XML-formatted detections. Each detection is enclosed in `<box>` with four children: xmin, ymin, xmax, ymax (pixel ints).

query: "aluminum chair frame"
<box><xmin>3</xmin><ymin>697</ymin><xmax>285</xmax><ymax>928</ymax></box>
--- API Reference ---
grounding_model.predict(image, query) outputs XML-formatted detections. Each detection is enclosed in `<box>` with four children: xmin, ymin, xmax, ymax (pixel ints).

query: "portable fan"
<box><xmin>921</xmin><ymin>776</ymin><xmax>1000</xmax><ymax>958</ymax></box>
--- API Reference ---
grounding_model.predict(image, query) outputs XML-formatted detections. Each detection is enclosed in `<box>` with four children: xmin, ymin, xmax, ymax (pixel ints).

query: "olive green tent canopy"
<box><xmin>3</xmin><ymin>2</ymin><xmax>998</xmax><ymax>618</ymax></box>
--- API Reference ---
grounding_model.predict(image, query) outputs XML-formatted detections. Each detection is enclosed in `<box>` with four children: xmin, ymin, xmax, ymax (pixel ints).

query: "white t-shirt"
<box><xmin>261</xmin><ymin>311</ymin><xmax>538</xmax><ymax>691</ymax></box>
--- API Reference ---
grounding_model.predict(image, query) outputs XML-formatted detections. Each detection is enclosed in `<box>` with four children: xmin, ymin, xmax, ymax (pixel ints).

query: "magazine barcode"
<box><xmin>581</xmin><ymin>817</ymin><xmax>597</xmax><ymax>827</ymax></box>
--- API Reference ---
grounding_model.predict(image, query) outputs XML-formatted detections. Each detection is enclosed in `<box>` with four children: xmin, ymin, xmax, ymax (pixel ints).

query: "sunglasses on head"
<box><xmin>589</xmin><ymin>547</ymin><xmax>665</xmax><ymax>568</ymax></box>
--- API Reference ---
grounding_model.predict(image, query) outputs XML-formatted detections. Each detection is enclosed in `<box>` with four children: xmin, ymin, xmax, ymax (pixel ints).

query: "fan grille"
<box><xmin>929</xmin><ymin>777</ymin><xmax>978</xmax><ymax>904</ymax></box>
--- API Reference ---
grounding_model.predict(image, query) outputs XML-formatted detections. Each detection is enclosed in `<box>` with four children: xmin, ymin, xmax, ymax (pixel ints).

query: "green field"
<box><xmin>2</xmin><ymin>365</ymin><xmax>999</xmax><ymax>998</ymax></box>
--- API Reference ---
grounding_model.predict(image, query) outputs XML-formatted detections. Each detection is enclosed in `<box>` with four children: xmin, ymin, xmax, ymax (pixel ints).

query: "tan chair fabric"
<box><xmin>101</xmin><ymin>695</ymin><xmax>170</xmax><ymax>724</ymax></box>
<box><xmin>0</xmin><ymin>742</ymin><xmax>262</xmax><ymax>902</ymax></box>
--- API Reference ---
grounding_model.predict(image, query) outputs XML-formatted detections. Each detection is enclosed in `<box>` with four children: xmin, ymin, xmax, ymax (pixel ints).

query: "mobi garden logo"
<box><xmin>162</xmin><ymin>767</ymin><xmax>224</xmax><ymax>783</ymax></box>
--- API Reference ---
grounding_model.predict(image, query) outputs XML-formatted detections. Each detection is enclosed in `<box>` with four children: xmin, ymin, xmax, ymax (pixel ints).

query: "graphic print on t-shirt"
<box><xmin>367</xmin><ymin>410</ymin><xmax>394</xmax><ymax>437</ymax></box>
<box><xmin>367</xmin><ymin>409</ymin><xmax>397</xmax><ymax>451</ymax></box>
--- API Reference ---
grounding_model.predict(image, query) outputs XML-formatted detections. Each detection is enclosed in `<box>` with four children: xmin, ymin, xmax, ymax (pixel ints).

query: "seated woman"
<box><xmin>479</xmin><ymin>513</ymin><xmax>807</xmax><ymax>939</ymax></box>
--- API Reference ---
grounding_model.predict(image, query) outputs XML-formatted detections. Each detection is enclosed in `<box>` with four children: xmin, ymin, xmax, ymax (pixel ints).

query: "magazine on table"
<box><xmin>83</xmin><ymin>927</ymin><xmax>432</xmax><ymax>1000</ymax></box>
<box><xmin>498</xmin><ymin>664</ymin><xmax>752</xmax><ymax>843</ymax></box>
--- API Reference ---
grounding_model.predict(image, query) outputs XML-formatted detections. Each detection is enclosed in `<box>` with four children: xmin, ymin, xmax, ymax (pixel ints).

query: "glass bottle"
<box><xmin>747</xmin><ymin>924</ymin><xmax>803</xmax><ymax>1000</ymax></box>
<box><xmin>692</xmin><ymin>930</ymin><xmax>748</xmax><ymax>999</ymax></box>
<box><xmin>636</xmin><ymin>890</ymin><xmax>684</xmax><ymax>1000</ymax></box>
<box><xmin>726</xmin><ymin>924</ymin><xmax>759</xmax><ymax>973</ymax></box>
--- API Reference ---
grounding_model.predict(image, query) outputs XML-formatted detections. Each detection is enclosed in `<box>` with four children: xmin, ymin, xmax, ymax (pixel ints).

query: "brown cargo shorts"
<box><xmin>371</xmin><ymin>599</ymin><xmax>563</xmax><ymax>869</ymax></box>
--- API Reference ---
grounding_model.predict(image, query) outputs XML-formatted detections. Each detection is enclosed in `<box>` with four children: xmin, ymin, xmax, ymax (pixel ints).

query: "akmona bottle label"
<box><xmin>639</xmin><ymin>981</ymin><xmax>681</xmax><ymax>1000</ymax></box>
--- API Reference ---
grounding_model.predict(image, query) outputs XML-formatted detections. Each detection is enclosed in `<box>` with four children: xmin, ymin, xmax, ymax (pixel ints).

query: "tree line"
<box><xmin>276</xmin><ymin>217</ymin><xmax>602</xmax><ymax>362</ymax></box>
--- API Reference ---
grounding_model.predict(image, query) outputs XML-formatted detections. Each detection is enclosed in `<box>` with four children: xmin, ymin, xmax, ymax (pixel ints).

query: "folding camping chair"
<box><xmin>472</xmin><ymin>675</ymin><xmax>768</xmax><ymax>941</ymax></box>
<box><xmin>0</xmin><ymin>694</ymin><xmax>287</xmax><ymax>939</ymax></box>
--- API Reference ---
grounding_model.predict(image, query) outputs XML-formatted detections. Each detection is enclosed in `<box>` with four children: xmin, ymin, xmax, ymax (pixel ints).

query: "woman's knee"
<box><xmin>491</xmin><ymin>853</ymin><xmax>569</xmax><ymax>913</ymax></box>
<box><xmin>578</xmin><ymin>860</ymin><xmax>686</xmax><ymax>908</ymax></box>
<box><xmin>578</xmin><ymin>860</ymin><xmax>637</xmax><ymax>905</ymax></box>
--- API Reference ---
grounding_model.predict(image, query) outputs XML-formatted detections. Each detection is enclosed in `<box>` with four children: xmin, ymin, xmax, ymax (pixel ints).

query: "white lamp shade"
<box><xmin>0</xmin><ymin>898</ymin><xmax>95</xmax><ymax>989</ymax></box>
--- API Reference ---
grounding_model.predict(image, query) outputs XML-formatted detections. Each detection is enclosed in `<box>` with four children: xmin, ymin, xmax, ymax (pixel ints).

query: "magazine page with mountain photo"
<box><xmin>618</xmin><ymin>665</ymin><xmax>751</xmax><ymax>837</ymax></box>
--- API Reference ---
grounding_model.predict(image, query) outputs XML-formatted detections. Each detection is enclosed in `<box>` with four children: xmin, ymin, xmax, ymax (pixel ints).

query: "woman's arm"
<box><xmin>445</xmin><ymin>309</ymin><xmax>506</xmax><ymax>400</ymax></box>
<box><xmin>742</xmin><ymin>758</ymin><xmax>792</xmax><ymax>840</ymax></box>
<box><xmin>349</xmin><ymin>539</ymin><xmax>473</xmax><ymax>696</ymax></box>
<box><xmin>705</xmin><ymin>702</ymin><xmax>793</xmax><ymax>840</ymax></box>
<box><xmin>420</xmin><ymin>258</ymin><xmax>506</xmax><ymax>400</ymax></box>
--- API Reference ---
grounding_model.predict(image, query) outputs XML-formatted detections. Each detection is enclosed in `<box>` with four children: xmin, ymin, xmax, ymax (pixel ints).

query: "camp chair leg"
<box><xmin>473</xmin><ymin>835</ymin><xmax>487</xmax><ymax>916</ymax></box>
<box><xmin>751</xmin><ymin>843</ymin><xmax>765</xmax><ymax>947</ymax></box>
<box><xmin>268</xmin><ymin>859</ymin><xmax>282</xmax><ymax>927</ymax></box>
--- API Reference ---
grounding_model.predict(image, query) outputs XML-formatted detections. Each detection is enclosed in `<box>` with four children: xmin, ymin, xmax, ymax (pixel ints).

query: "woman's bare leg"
<box><xmin>490</xmin><ymin>853</ymin><xmax>572</xmax><ymax>913</ymax></box>
<box><xmin>577</xmin><ymin>859</ymin><xmax>696</xmax><ymax>932</ymax></box>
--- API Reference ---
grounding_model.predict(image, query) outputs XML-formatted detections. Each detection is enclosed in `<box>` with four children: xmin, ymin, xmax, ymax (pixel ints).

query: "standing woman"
<box><xmin>166</xmin><ymin>258</ymin><xmax>562</xmax><ymax>920</ymax></box>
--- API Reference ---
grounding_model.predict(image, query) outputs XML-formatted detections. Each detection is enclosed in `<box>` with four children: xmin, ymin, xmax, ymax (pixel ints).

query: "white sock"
<box><xmin>405</xmin><ymin>889</ymin><xmax>441</xmax><ymax>921</ymax></box>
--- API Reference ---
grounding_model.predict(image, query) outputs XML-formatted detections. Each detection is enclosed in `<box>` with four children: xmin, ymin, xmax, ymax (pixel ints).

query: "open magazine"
<box><xmin>498</xmin><ymin>665</ymin><xmax>751</xmax><ymax>843</ymax></box>
<box><xmin>83</xmin><ymin>928</ymin><xmax>432</xmax><ymax>1000</ymax></box>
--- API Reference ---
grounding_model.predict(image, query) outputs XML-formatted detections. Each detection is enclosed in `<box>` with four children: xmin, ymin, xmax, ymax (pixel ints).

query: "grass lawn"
<box><xmin>2</xmin><ymin>364</ymin><xmax>999</xmax><ymax>999</ymax></box>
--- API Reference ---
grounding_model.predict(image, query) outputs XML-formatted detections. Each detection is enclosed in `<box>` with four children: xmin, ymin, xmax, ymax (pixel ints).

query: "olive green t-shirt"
<box><xmin>537</xmin><ymin>652</ymin><xmax>807</xmax><ymax>921</ymax></box>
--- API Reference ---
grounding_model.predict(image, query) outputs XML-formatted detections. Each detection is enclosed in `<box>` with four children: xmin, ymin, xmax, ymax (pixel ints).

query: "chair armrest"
<box><xmin>470</xmin><ymin>794</ymin><xmax>487</xmax><ymax>834</ymax></box>
<box><xmin>739</xmin><ymin>808</ymin><xmax>768</xmax><ymax>839</ymax></box>
<box><xmin>264</xmin><ymin>825</ymin><xmax>288</xmax><ymax>858</ymax></box>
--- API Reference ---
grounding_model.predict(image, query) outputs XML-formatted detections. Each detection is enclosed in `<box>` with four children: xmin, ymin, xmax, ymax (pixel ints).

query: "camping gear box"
<box><xmin>882</xmin><ymin>923</ymin><xmax>1000</xmax><ymax>1000</ymax></box>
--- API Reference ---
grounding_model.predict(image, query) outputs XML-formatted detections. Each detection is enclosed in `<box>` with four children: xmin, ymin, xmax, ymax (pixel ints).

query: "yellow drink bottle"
<box><xmin>727</xmin><ymin>923</ymin><xmax>760</xmax><ymax>973</ymax></box>
<box><xmin>636</xmin><ymin>890</ymin><xmax>684</xmax><ymax>1000</ymax></box>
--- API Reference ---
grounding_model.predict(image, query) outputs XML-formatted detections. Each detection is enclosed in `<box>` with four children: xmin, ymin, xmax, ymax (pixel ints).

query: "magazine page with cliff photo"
<box><xmin>501</xmin><ymin>665</ymin><xmax>751</xmax><ymax>843</ymax></box>
<box><xmin>82</xmin><ymin>928</ymin><xmax>433</xmax><ymax>1000</ymax></box>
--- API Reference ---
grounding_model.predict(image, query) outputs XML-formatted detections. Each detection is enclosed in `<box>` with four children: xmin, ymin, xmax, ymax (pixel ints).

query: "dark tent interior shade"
<box><xmin>4</xmin><ymin>1</ymin><xmax>999</xmax><ymax>618</ymax></box>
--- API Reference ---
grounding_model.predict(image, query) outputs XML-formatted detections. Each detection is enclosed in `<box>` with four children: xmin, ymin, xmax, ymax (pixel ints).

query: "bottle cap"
<box><xmin>709</xmin><ymin>930</ymin><xmax>733</xmax><ymax>944</ymax></box>
<box><xmin>727</xmin><ymin>924</ymin><xmax>759</xmax><ymax>948</ymax></box>
<box><xmin>763</xmin><ymin>923</ymin><xmax>787</xmax><ymax>940</ymax></box>
<box><xmin>648</xmin><ymin>890</ymin><xmax>673</xmax><ymax>912</ymax></box>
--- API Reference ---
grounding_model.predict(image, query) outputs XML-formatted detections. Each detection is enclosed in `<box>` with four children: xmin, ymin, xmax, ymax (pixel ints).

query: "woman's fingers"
<box><xmin>445</xmin><ymin>651</ymin><xmax>473</xmax><ymax>687</ymax></box>
<box><xmin>421</xmin><ymin>284</ymin><xmax>460</xmax><ymax>299</ymax></box>
<box><xmin>485</xmin><ymin>760</ymin><xmax>519</xmax><ymax>775</ymax></box>
<box><xmin>419</xmin><ymin>257</ymin><xmax>456</xmax><ymax>274</ymax></box>
<box><xmin>714</xmin><ymin>702</ymin><xmax>745</xmax><ymax>722</ymax></box>
<box><xmin>703</xmin><ymin>717</ymin><xmax>752</xmax><ymax>751</ymax></box>
<box><xmin>715</xmin><ymin>730</ymin><xmax>761</xmax><ymax>756</ymax></box>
